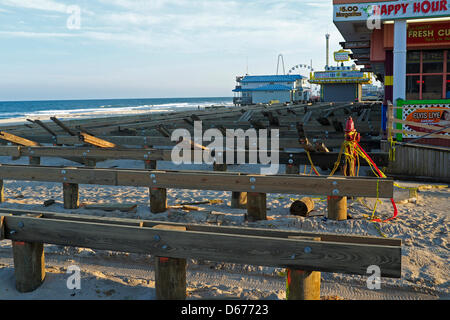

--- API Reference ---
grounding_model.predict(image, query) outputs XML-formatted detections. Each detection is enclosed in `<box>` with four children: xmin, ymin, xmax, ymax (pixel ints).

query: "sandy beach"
<box><xmin>0</xmin><ymin>155</ymin><xmax>448</xmax><ymax>300</ymax></box>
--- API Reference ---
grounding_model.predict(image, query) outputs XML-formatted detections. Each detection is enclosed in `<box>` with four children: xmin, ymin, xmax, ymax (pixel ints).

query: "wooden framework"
<box><xmin>0</xmin><ymin>210</ymin><xmax>402</xmax><ymax>293</ymax></box>
<box><xmin>0</xmin><ymin>164</ymin><xmax>394</xmax><ymax>198</ymax></box>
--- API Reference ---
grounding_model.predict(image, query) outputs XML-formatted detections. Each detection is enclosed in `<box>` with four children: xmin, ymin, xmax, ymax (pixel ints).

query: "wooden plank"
<box><xmin>153</xmin><ymin>224</ymin><xmax>187</xmax><ymax>231</ymax></box>
<box><xmin>50</xmin><ymin>117</ymin><xmax>77</xmax><ymax>136</ymax></box>
<box><xmin>79</xmin><ymin>132</ymin><xmax>118</xmax><ymax>148</ymax></box>
<box><xmin>3</xmin><ymin>215</ymin><xmax>402</xmax><ymax>277</ymax></box>
<box><xmin>33</xmin><ymin>120</ymin><xmax>58</xmax><ymax>137</ymax></box>
<box><xmin>0</xmin><ymin>165</ymin><xmax>394</xmax><ymax>198</ymax></box>
<box><xmin>0</xmin><ymin>209</ymin><xmax>402</xmax><ymax>247</ymax></box>
<box><xmin>0</xmin><ymin>131</ymin><xmax>40</xmax><ymax>147</ymax></box>
<box><xmin>83</xmin><ymin>203</ymin><xmax>137</xmax><ymax>212</ymax></box>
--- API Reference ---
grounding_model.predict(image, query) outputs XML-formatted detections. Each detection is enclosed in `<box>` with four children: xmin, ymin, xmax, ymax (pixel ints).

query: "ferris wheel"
<box><xmin>287</xmin><ymin>64</ymin><xmax>314</xmax><ymax>75</ymax></box>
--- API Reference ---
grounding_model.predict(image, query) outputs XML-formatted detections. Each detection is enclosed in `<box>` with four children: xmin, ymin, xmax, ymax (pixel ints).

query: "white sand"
<box><xmin>0</xmin><ymin>156</ymin><xmax>448</xmax><ymax>300</ymax></box>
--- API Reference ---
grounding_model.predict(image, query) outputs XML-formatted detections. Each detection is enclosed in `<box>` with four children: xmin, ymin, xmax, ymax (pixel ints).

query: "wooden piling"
<box><xmin>63</xmin><ymin>183</ymin><xmax>79</xmax><ymax>209</ymax></box>
<box><xmin>290</xmin><ymin>197</ymin><xmax>315</xmax><ymax>217</ymax></box>
<box><xmin>286</xmin><ymin>269</ymin><xmax>321</xmax><ymax>300</ymax></box>
<box><xmin>153</xmin><ymin>225</ymin><xmax>187</xmax><ymax>300</ymax></box>
<box><xmin>327</xmin><ymin>196</ymin><xmax>347</xmax><ymax>221</ymax></box>
<box><xmin>286</xmin><ymin>236</ymin><xmax>321</xmax><ymax>300</ymax></box>
<box><xmin>155</xmin><ymin>257</ymin><xmax>186</xmax><ymax>300</ymax></box>
<box><xmin>145</xmin><ymin>160</ymin><xmax>157</xmax><ymax>170</ymax></box>
<box><xmin>0</xmin><ymin>180</ymin><xmax>4</xmax><ymax>203</ymax></box>
<box><xmin>231</xmin><ymin>191</ymin><xmax>247</xmax><ymax>209</ymax></box>
<box><xmin>247</xmin><ymin>192</ymin><xmax>266</xmax><ymax>222</ymax></box>
<box><xmin>150</xmin><ymin>188</ymin><xmax>167</xmax><ymax>214</ymax></box>
<box><xmin>12</xmin><ymin>241</ymin><xmax>45</xmax><ymax>293</ymax></box>
<box><xmin>286</xmin><ymin>164</ymin><xmax>300</xmax><ymax>174</ymax></box>
<box><xmin>84</xmin><ymin>159</ymin><xmax>96</xmax><ymax>167</ymax></box>
<box><xmin>29</xmin><ymin>157</ymin><xmax>41</xmax><ymax>166</ymax></box>
<box><xmin>213</xmin><ymin>163</ymin><xmax>227</xmax><ymax>172</ymax></box>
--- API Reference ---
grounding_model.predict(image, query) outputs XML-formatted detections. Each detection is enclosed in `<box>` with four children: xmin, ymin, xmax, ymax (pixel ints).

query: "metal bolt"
<box><xmin>152</xmin><ymin>180</ymin><xmax>157</xmax><ymax>184</ymax></box>
<box><xmin>9</xmin><ymin>230</ymin><xmax>17</xmax><ymax>235</ymax></box>
<box><xmin>290</xmin><ymin>254</ymin><xmax>296</xmax><ymax>260</ymax></box>
<box><xmin>332</xmin><ymin>181</ymin><xmax>338</xmax><ymax>186</ymax></box>
<box><xmin>251</xmin><ymin>185</ymin><xmax>255</xmax><ymax>190</ymax></box>
<box><xmin>61</xmin><ymin>170</ymin><xmax>66</xmax><ymax>174</ymax></box>
<box><xmin>82</xmin><ymin>152</ymin><xmax>87</xmax><ymax>157</ymax></box>
<box><xmin>162</xmin><ymin>245</ymin><xmax>168</xmax><ymax>250</ymax></box>
<box><xmin>250</xmin><ymin>177</ymin><xmax>256</xmax><ymax>183</ymax></box>
<box><xmin>154</xmin><ymin>235</ymin><xmax>161</xmax><ymax>242</ymax></box>
<box><xmin>288</xmin><ymin>159</ymin><xmax>294</xmax><ymax>164</ymax></box>
<box><xmin>18</xmin><ymin>222</ymin><xmax>24</xmax><ymax>228</ymax></box>
<box><xmin>304</xmin><ymin>247</ymin><xmax>312</xmax><ymax>254</ymax></box>
<box><xmin>63</xmin><ymin>177</ymin><xmax>67</xmax><ymax>181</ymax></box>
<box><xmin>144</xmin><ymin>154</ymin><xmax>148</xmax><ymax>159</ymax></box>
<box><xmin>332</xmin><ymin>189</ymin><xmax>340</xmax><ymax>196</ymax></box>
<box><xmin>150</xmin><ymin>174</ymin><xmax>156</xmax><ymax>179</ymax></box>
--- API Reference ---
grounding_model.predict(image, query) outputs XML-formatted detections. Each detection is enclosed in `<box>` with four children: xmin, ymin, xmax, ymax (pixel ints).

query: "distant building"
<box><xmin>232</xmin><ymin>74</ymin><xmax>308</xmax><ymax>106</ymax></box>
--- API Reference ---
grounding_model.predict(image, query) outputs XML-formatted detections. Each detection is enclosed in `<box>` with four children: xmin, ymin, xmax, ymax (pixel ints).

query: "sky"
<box><xmin>0</xmin><ymin>0</ymin><xmax>345</xmax><ymax>101</ymax></box>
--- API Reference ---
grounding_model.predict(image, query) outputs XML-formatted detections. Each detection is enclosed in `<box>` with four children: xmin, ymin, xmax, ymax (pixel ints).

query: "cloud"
<box><xmin>0</xmin><ymin>0</ymin><xmax>68</xmax><ymax>12</ymax></box>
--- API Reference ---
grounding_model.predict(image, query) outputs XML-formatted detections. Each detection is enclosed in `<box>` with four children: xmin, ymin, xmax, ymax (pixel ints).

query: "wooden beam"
<box><xmin>0</xmin><ymin>145</ymin><xmax>390</xmax><ymax>168</ymax></box>
<box><xmin>1</xmin><ymin>209</ymin><xmax>402</xmax><ymax>247</ymax></box>
<box><xmin>0</xmin><ymin>131</ymin><xmax>40</xmax><ymax>147</ymax></box>
<box><xmin>79</xmin><ymin>132</ymin><xmax>118</xmax><ymax>148</ymax></box>
<box><xmin>33</xmin><ymin>120</ymin><xmax>58</xmax><ymax>137</ymax></box>
<box><xmin>50</xmin><ymin>117</ymin><xmax>77</xmax><ymax>136</ymax></box>
<box><xmin>3</xmin><ymin>215</ymin><xmax>402</xmax><ymax>277</ymax></box>
<box><xmin>0</xmin><ymin>165</ymin><xmax>394</xmax><ymax>198</ymax></box>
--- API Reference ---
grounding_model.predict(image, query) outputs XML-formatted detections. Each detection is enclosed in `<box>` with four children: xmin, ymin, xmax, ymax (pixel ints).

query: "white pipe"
<box><xmin>393</xmin><ymin>20</ymin><xmax>407</xmax><ymax>106</ymax></box>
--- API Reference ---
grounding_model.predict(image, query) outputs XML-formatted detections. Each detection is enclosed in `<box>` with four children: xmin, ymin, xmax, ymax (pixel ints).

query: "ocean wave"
<box><xmin>4</xmin><ymin>100</ymin><xmax>233</xmax><ymax>120</ymax></box>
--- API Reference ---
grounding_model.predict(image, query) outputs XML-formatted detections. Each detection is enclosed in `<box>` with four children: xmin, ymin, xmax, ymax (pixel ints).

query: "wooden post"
<box><xmin>153</xmin><ymin>224</ymin><xmax>187</xmax><ymax>300</ymax></box>
<box><xmin>155</xmin><ymin>257</ymin><xmax>186</xmax><ymax>300</ymax></box>
<box><xmin>247</xmin><ymin>192</ymin><xmax>266</xmax><ymax>222</ymax></box>
<box><xmin>0</xmin><ymin>180</ymin><xmax>4</xmax><ymax>203</ymax></box>
<box><xmin>327</xmin><ymin>196</ymin><xmax>347</xmax><ymax>221</ymax></box>
<box><xmin>84</xmin><ymin>159</ymin><xmax>96</xmax><ymax>167</ymax></box>
<box><xmin>12</xmin><ymin>241</ymin><xmax>45</xmax><ymax>293</ymax></box>
<box><xmin>150</xmin><ymin>188</ymin><xmax>167</xmax><ymax>214</ymax></box>
<box><xmin>286</xmin><ymin>237</ymin><xmax>321</xmax><ymax>300</ymax></box>
<box><xmin>231</xmin><ymin>191</ymin><xmax>247</xmax><ymax>209</ymax></box>
<box><xmin>286</xmin><ymin>164</ymin><xmax>300</xmax><ymax>174</ymax></box>
<box><xmin>213</xmin><ymin>163</ymin><xmax>227</xmax><ymax>172</ymax></box>
<box><xmin>63</xmin><ymin>183</ymin><xmax>79</xmax><ymax>209</ymax></box>
<box><xmin>145</xmin><ymin>160</ymin><xmax>157</xmax><ymax>170</ymax></box>
<box><xmin>29</xmin><ymin>157</ymin><xmax>41</xmax><ymax>166</ymax></box>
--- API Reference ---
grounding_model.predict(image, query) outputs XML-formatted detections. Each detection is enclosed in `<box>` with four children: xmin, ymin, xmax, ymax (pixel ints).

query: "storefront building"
<box><xmin>333</xmin><ymin>0</ymin><xmax>450</xmax><ymax>147</ymax></box>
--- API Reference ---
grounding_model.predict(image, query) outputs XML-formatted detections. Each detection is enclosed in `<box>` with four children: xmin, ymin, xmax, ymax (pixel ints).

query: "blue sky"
<box><xmin>0</xmin><ymin>0</ymin><xmax>344</xmax><ymax>101</ymax></box>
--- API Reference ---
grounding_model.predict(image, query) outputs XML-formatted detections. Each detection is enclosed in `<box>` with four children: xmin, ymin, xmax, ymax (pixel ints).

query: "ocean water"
<box><xmin>0</xmin><ymin>97</ymin><xmax>233</xmax><ymax>120</ymax></box>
